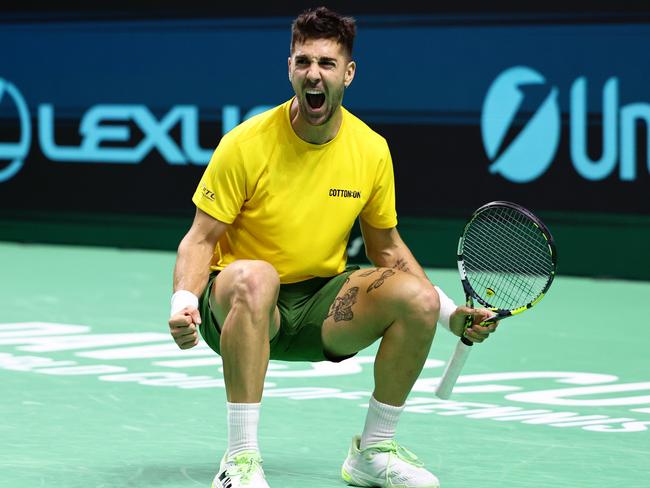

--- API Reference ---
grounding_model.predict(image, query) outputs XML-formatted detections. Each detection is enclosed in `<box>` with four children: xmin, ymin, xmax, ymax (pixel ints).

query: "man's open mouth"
<box><xmin>306</xmin><ymin>92</ymin><xmax>326</xmax><ymax>109</ymax></box>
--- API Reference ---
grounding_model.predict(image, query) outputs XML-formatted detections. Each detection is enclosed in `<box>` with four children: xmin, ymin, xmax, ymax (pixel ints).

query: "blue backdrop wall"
<box><xmin>1</xmin><ymin>10</ymin><xmax>649</xmax><ymax>278</ymax></box>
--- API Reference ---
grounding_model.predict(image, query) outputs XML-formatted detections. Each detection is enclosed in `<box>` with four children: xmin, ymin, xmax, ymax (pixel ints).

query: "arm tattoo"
<box><xmin>367</xmin><ymin>269</ymin><xmax>395</xmax><ymax>293</ymax></box>
<box><xmin>393</xmin><ymin>258</ymin><xmax>410</xmax><ymax>272</ymax></box>
<box><xmin>327</xmin><ymin>287</ymin><xmax>359</xmax><ymax>322</ymax></box>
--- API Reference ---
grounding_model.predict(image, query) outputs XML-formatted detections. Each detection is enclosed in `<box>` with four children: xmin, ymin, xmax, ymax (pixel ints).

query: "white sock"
<box><xmin>360</xmin><ymin>396</ymin><xmax>404</xmax><ymax>450</ymax></box>
<box><xmin>227</xmin><ymin>402</ymin><xmax>261</xmax><ymax>458</ymax></box>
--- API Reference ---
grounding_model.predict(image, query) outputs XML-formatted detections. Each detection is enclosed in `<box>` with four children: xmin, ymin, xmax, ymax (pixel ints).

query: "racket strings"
<box><xmin>466</xmin><ymin>222</ymin><xmax>549</xmax><ymax>283</ymax></box>
<box><xmin>465</xmin><ymin>221</ymin><xmax>550</xmax><ymax>307</ymax></box>
<box><xmin>464</xmin><ymin>214</ymin><xmax>551</xmax><ymax>308</ymax></box>
<box><xmin>461</xmin><ymin>206</ymin><xmax>554</xmax><ymax>310</ymax></box>
<box><xmin>470</xmin><ymin>211</ymin><xmax>551</xmax><ymax>272</ymax></box>
<box><xmin>468</xmin><ymin>226</ymin><xmax>549</xmax><ymax>278</ymax></box>
<box><xmin>474</xmin><ymin>227</ymin><xmax>550</xmax><ymax>303</ymax></box>
<box><xmin>465</xmin><ymin>247</ymin><xmax>544</xmax><ymax>309</ymax></box>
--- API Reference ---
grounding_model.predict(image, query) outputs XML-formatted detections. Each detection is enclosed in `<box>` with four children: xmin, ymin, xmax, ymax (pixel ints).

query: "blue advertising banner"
<box><xmin>1</xmin><ymin>16</ymin><xmax>649</xmax><ymax>217</ymax></box>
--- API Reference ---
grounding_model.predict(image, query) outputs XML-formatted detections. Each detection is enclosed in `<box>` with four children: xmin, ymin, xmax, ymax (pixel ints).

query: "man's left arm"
<box><xmin>360</xmin><ymin>220</ymin><xmax>498</xmax><ymax>343</ymax></box>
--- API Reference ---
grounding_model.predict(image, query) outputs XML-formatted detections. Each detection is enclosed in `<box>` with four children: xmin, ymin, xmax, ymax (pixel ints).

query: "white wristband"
<box><xmin>170</xmin><ymin>290</ymin><xmax>199</xmax><ymax>317</ymax></box>
<box><xmin>434</xmin><ymin>285</ymin><xmax>457</xmax><ymax>332</ymax></box>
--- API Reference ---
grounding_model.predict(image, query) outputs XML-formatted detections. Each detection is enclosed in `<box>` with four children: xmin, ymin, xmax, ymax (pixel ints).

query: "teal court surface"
<box><xmin>1</xmin><ymin>242</ymin><xmax>649</xmax><ymax>488</ymax></box>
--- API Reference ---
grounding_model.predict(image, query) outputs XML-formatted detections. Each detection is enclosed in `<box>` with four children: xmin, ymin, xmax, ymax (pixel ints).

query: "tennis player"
<box><xmin>168</xmin><ymin>7</ymin><xmax>497</xmax><ymax>488</ymax></box>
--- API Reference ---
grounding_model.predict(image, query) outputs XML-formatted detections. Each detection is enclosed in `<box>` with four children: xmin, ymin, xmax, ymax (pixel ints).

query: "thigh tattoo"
<box><xmin>366</xmin><ymin>269</ymin><xmax>395</xmax><ymax>293</ymax></box>
<box><xmin>327</xmin><ymin>286</ymin><xmax>359</xmax><ymax>322</ymax></box>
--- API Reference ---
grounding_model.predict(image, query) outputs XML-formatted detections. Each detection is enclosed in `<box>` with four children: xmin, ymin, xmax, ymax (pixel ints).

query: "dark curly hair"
<box><xmin>291</xmin><ymin>6</ymin><xmax>357</xmax><ymax>58</ymax></box>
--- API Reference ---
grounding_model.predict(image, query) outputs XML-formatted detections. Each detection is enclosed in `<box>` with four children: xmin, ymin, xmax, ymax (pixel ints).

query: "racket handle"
<box><xmin>434</xmin><ymin>336</ymin><xmax>473</xmax><ymax>400</ymax></box>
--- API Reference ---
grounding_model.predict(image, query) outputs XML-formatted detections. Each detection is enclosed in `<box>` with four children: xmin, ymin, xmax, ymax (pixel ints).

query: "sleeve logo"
<box><xmin>201</xmin><ymin>184</ymin><xmax>215</xmax><ymax>201</ymax></box>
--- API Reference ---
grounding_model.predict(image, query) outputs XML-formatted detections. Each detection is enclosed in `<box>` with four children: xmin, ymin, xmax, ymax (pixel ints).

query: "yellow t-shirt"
<box><xmin>192</xmin><ymin>99</ymin><xmax>397</xmax><ymax>283</ymax></box>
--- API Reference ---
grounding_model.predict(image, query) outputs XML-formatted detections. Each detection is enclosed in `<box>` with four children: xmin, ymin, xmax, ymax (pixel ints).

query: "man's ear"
<box><xmin>344</xmin><ymin>60</ymin><xmax>356</xmax><ymax>88</ymax></box>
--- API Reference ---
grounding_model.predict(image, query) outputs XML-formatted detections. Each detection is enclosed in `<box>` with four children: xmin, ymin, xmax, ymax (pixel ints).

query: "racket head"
<box><xmin>457</xmin><ymin>201</ymin><xmax>557</xmax><ymax>317</ymax></box>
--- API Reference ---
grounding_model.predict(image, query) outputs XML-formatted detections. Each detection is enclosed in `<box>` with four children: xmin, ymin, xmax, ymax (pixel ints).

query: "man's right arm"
<box><xmin>168</xmin><ymin>207</ymin><xmax>228</xmax><ymax>349</ymax></box>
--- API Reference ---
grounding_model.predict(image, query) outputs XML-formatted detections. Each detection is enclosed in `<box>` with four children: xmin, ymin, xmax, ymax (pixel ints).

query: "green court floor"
<box><xmin>1</xmin><ymin>242</ymin><xmax>649</xmax><ymax>488</ymax></box>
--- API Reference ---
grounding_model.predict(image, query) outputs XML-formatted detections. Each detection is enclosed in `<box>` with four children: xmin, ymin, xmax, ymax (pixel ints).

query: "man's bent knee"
<box><xmin>399</xmin><ymin>280</ymin><xmax>440</xmax><ymax>335</ymax></box>
<box><xmin>231</xmin><ymin>261</ymin><xmax>280</xmax><ymax>301</ymax></box>
<box><xmin>212</xmin><ymin>260</ymin><xmax>280</xmax><ymax>319</ymax></box>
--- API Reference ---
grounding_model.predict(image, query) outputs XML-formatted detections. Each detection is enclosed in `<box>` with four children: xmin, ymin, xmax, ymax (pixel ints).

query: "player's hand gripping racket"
<box><xmin>434</xmin><ymin>201</ymin><xmax>557</xmax><ymax>399</ymax></box>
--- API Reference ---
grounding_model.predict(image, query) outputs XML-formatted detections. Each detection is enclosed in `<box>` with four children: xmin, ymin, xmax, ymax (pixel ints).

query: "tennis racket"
<box><xmin>434</xmin><ymin>201</ymin><xmax>557</xmax><ymax>400</ymax></box>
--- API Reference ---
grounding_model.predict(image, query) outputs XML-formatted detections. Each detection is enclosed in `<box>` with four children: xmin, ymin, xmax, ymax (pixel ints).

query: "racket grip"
<box><xmin>434</xmin><ymin>337</ymin><xmax>473</xmax><ymax>400</ymax></box>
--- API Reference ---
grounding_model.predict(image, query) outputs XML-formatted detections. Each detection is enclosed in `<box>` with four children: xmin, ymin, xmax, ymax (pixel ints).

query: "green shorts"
<box><xmin>198</xmin><ymin>266</ymin><xmax>360</xmax><ymax>362</ymax></box>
